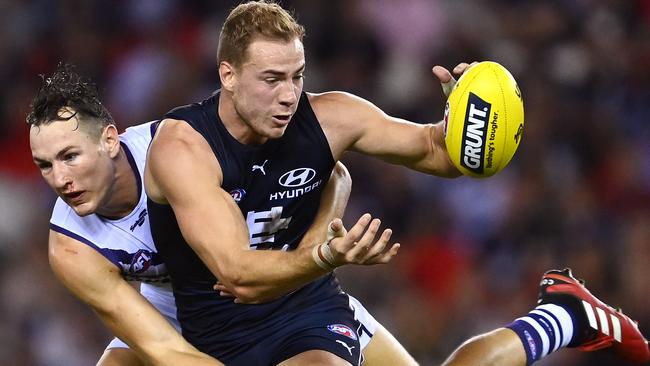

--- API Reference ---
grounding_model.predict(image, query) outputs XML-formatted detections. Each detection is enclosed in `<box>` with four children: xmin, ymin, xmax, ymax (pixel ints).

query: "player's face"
<box><xmin>231</xmin><ymin>37</ymin><xmax>305</xmax><ymax>142</ymax></box>
<box><xmin>30</xmin><ymin>113</ymin><xmax>116</xmax><ymax>217</ymax></box>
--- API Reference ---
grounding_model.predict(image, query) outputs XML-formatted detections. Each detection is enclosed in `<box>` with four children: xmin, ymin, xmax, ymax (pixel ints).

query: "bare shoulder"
<box><xmin>49</xmin><ymin>230</ymin><xmax>114</xmax><ymax>272</ymax></box>
<box><xmin>153</xmin><ymin>118</ymin><xmax>207</xmax><ymax>148</ymax></box>
<box><xmin>308</xmin><ymin>91</ymin><xmax>383</xmax><ymax>125</ymax></box>
<box><xmin>146</xmin><ymin>118</ymin><xmax>222</xmax><ymax>203</ymax></box>
<box><xmin>48</xmin><ymin>230</ymin><xmax>121</xmax><ymax>301</ymax></box>
<box><xmin>148</xmin><ymin>118</ymin><xmax>220</xmax><ymax>175</ymax></box>
<box><xmin>307</xmin><ymin>92</ymin><xmax>387</xmax><ymax>159</ymax></box>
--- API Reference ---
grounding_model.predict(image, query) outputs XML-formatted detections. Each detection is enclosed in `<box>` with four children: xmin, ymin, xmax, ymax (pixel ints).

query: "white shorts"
<box><xmin>347</xmin><ymin>293</ymin><xmax>379</xmax><ymax>350</ymax></box>
<box><xmin>105</xmin><ymin>287</ymin><xmax>379</xmax><ymax>352</ymax></box>
<box><xmin>105</xmin><ymin>282</ymin><xmax>180</xmax><ymax>350</ymax></box>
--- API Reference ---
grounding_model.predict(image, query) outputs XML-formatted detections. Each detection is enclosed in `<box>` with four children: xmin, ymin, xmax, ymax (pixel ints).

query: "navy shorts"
<box><xmin>221</xmin><ymin>293</ymin><xmax>374</xmax><ymax>366</ymax></box>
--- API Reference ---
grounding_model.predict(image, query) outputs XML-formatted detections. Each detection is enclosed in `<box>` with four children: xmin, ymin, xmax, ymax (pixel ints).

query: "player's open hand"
<box><xmin>325</xmin><ymin>213</ymin><xmax>400</xmax><ymax>267</ymax></box>
<box><xmin>432</xmin><ymin>62</ymin><xmax>478</xmax><ymax>97</ymax></box>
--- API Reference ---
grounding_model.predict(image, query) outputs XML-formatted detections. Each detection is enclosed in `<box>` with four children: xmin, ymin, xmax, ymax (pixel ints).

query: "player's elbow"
<box><xmin>219</xmin><ymin>275</ymin><xmax>273</xmax><ymax>303</ymax></box>
<box><xmin>224</xmin><ymin>282</ymin><xmax>268</xmax><ymax>303</ymax></box>
<box><xmin>331</xmin><ymin>161</ymin><xmax>351</xmax><ymax>187</ymax></box>
<box><xmin>215</xmin><ymin>271</ymin><xmax>255</xmax><ymax>300</ymax></box>
<box><xmin>233</xmin><ymin>287</ymin><xmax>265</xmax><ymax>303</ymax></box>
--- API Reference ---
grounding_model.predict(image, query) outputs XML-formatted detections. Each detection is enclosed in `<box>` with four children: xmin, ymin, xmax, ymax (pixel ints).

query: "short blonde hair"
<box><xmin>217</xmin><ymin>1</ymin><xmax>305</xmax><ymax>67</ymax></box>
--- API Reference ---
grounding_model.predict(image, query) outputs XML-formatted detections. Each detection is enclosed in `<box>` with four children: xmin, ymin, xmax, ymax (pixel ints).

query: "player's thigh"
<box><xmin>278</xmin><ymin>350</ymin><xmax>352</xmax><ymax>366</ymax></box>
<box><xmin>96</xmin><ymin>348</ymin><xmax>145</xmax><ymax>366</ymax></box>
<box><xmin>363</xmin><ymin>323</ymin><xmax>418</xmax><ymax>366</ymax></box>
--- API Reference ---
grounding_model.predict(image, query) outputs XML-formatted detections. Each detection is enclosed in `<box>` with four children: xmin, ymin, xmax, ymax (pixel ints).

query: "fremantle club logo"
<box><xmin>460</xmin><ymin>92</ymin><xmax>491</xmax><ymax>175</ymax></box>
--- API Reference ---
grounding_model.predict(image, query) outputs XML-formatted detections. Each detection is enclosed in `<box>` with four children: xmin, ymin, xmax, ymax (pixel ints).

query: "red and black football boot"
<box><xmin>538</xmin><ymin>268</ymin><xmax>649</xmax><ymax>364</ymax></box>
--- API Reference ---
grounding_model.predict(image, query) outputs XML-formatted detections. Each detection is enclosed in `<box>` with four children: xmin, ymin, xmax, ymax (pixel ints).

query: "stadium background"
<box><xmin>0</xmin><ymin>1</ymin><xmax>648</xmax><ymax>365</ymax></box>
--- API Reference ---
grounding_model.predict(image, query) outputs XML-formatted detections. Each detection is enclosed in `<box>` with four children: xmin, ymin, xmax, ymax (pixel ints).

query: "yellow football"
<box><xmin>443</xmin><ymin>61</ymin><xmax>524</xmax><ymax>178</ymax></box>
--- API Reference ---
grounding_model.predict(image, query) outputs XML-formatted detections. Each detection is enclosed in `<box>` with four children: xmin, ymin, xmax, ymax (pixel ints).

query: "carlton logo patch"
<box><xmin>278</xmin><ymin>168</ymin><xmax>316</xmax><ymax>187</ymax></box>
<box><xmin>327</xmin><ymin>324</ymin><xmax>357</xmax><ymax>340</ymax></box>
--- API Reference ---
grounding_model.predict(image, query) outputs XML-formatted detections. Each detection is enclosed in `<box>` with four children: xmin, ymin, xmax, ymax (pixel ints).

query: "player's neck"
<box><xmin>96</xmin><ymin>147</ymin><xmax>139</xmax><ymax>219</ymax></box>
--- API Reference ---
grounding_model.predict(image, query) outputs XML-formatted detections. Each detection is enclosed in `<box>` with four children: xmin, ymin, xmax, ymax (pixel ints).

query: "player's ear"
<box><xmin>219</xmin><ymin>61</ymin><xmax>236</xmax><ymax>92</ymax></box>
<box><xmin>102</xmin><ymin>124</ymin><xmax>121</xmax><ymax>159</ymax></box>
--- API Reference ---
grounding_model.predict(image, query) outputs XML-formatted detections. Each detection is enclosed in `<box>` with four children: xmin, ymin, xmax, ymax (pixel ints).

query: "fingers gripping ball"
<box><xmin>443</xmin><ymin>61</ymin><xmax>524</xmax><ymax>178</ymax></box>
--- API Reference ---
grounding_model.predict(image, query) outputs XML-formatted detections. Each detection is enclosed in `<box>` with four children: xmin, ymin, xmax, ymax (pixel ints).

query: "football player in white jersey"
<box><xmin>29</xmin><ymin>64</ymin><xmax>219</xmax><ymax>366</ymax></box>
<box><xmin>28</xmin><ymin>64</ymin><xmax>401</xmax><ymax>366</ymax></box>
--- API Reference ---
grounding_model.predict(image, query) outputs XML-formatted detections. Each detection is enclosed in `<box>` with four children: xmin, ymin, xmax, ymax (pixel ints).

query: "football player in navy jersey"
<box><xmin>144</xmin><ymin>1</ymin><xmax>649</xmax><ymax>365</ymax></box>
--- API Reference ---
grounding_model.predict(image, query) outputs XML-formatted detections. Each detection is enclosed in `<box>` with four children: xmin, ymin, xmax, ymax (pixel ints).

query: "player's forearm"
<box><xmin>176</xmin><ymin>209</ymin><xmax>329</xmax><ymax>303</ymax></box>
<box><xmin>144</xmin><ymin>345</ymin><xmax>223</xmax><ymax>366</ymax></box>
<box><xmin>298</xmin><ymin>162</ymin><xmax>351</xmax><ymax>249</ymax></box>
<box><xmin>216</xmin><ymin>246</ymin><xmax>329</xmax><ymax>303</ymax></box>
<box><xmin>91</xmin><ymin>283</ymin><xmax>223</xmax><ymax>366</ymax></box>
<box><xmin>408</xmin><ymin>122</ymin><xmax>461</xmax><ymax>177</ymax></box>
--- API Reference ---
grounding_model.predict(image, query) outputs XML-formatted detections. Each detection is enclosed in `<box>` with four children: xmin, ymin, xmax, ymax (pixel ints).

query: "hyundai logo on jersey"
<box><xmin>279</xmin><ymin>168</ymin><xmax>316</xmax><ymax>187</ymax></box>
<box><xmin>327</xmin><ymin>324</ymin><xmax>358</xmax><ymax>340</ymax></box>
<box><xmin>229</xmin><ymin>188</ymin><xmax>247</xmax><ymax>203</ymax></box>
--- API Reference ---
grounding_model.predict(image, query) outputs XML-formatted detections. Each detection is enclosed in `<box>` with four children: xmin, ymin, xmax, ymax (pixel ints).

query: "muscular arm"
<box><xmin>145</xmin><ymin>119</ymin><xmax>333</xmax><ymax>303</ymax></box>
<box><xmin>48</xmin><ymin>231</ymin><xmax>222</xmax><ymax>366</ymax></box>
<box><xmin>311</xmin><ymin>91</ymin><xmax>461</xmax><ymax>178</ymax></box>
<box><xmin>146</xmin><ymin>120</ymin><xmax>395</xmax><ymax>303</ymax></box>
<box><xmin>215</xmin><ymin>161</ymin><xmax>353</xmax><ymax>302</ymax></box>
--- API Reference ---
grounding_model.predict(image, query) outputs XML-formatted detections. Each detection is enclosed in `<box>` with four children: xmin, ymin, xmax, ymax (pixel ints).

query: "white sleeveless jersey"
<box><xmin>49</xmin><ymin>121</ymin><xmax>169</xmax><ymax>284</ymax></box>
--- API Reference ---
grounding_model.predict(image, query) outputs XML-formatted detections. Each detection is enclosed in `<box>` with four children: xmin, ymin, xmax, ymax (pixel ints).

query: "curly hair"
<box><xmin>217</xmin><ymin>1</ymin><xmax>305</xmax><ymax>67</ymax></box>
<box><xmin>26</xmin><ymin>63</ymin><xmax>113</xmax><ymax>137</ymax></box>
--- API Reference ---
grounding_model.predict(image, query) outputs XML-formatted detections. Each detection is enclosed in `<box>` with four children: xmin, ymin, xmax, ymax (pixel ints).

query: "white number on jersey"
<box><xmin>245</xmin><ymin>206</ymin><xmax>292</xmax><ymax>249</ymax></box>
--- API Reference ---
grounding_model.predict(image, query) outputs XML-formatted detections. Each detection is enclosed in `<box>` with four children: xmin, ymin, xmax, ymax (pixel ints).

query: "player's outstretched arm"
<box><xmin>311</xmin><ymin>62</ymin><xmax>476</xmax><ymax>178</ymax></box>
<box><xmin>311</xmin><ymin>91</ymin><xmax>459</xmax><ymax>177</ymax></box>
<box><xmin>48</xmin><ymin>231</ymin><xmax>223</xmax><ymax>366</ymax></box>
<box><xmin>146</xmin><ymin>120</ymin><xmax>398</xmax><ymax>303</ymax></box>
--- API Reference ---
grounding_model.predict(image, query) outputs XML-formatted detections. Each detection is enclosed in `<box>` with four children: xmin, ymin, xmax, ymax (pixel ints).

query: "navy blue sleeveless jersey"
<box><xmin>148</xmin><ymin>91</ymin><xmax>346</xmax><ymax>361</ymax></box>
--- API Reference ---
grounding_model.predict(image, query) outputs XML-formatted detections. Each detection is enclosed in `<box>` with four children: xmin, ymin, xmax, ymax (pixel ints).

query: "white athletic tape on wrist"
<box><xmin>441</xmin><ymin>79</ymin><xmax>456</xmax><ymax>97</ymax></box>
<box><xmin>326</xmin><ymin>224</ymin><xmax>336</xmax><ymax>242</ymax></box>
<box><xmin>312</xmin><ymin>242</ymin><xmax>336</xmax><ymax>271</ymax></box>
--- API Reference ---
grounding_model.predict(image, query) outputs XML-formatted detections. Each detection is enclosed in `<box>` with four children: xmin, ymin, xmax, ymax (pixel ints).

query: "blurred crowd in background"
<box><xmin>0</xmin><ymin>0</ymin><xmax>648</xmax><ymax>365</ymax></box>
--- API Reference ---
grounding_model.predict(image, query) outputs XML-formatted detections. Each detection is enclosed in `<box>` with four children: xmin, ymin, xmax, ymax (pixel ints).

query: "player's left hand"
<box><xmin>432</xmin><ymin>62</ymin><xmax>478</xmax><ymax>97</ymax></box>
